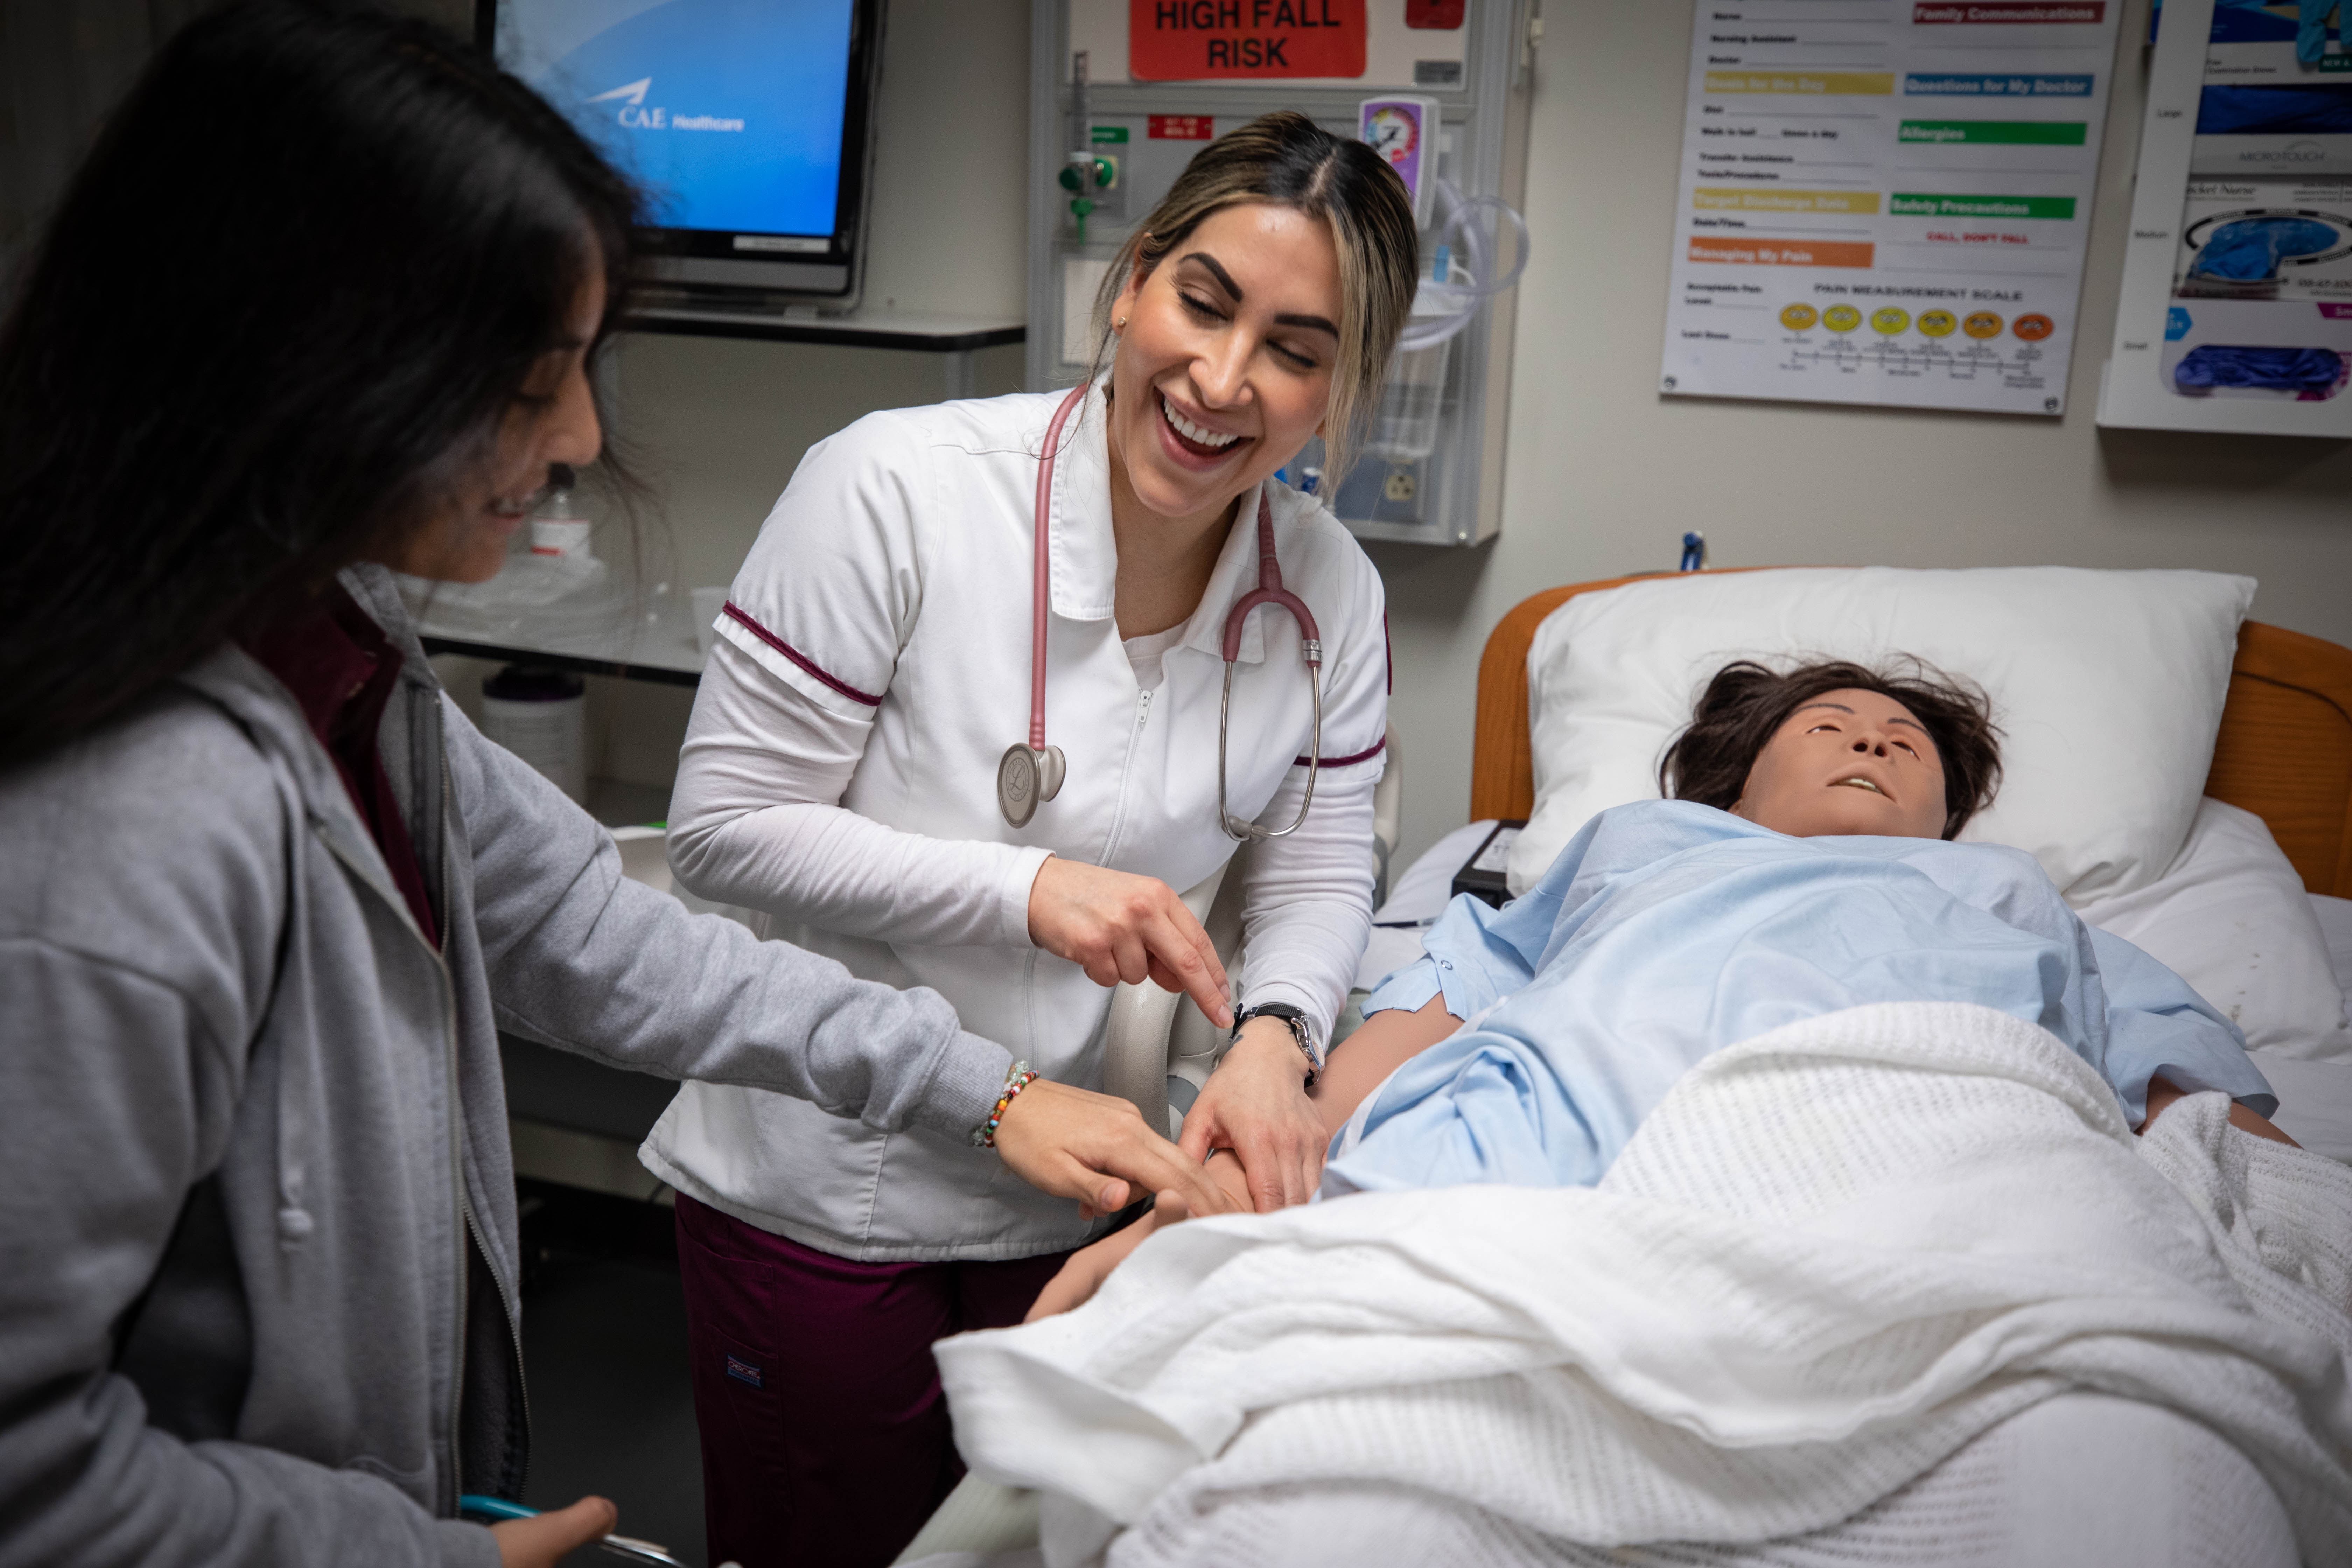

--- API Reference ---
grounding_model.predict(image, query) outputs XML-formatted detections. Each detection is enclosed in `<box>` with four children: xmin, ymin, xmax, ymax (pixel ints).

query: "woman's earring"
<box><xmin>1115</xmin><ymin>316</ymin><xmax>1128</xmax><ymax>330</ymax></box>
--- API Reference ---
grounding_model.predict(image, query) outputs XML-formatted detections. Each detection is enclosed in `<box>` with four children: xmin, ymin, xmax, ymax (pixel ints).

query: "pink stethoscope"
<box><xmin>995</xmin><ymin>382</ymin><xmax>1325</xmax><ymax>840</ymax></box>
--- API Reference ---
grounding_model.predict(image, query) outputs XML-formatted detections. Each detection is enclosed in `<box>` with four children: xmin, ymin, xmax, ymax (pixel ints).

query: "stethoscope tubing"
<box><xmin>1018</xmin><ymin>381</ymin><xmax>1325</xmax><ymax>840</ymax></box>
<box><xmin>1030</xmin><ymin>383</ymin><xmax>1088</xmax><ymax>752</ymax></box>
<box><xmin>1219</xmin><ymin>651</ymin><xmax>1320</xmax><ymax>841</ymax></box>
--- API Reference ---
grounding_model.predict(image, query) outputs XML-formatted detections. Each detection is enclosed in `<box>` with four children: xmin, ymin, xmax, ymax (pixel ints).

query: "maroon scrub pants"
<box><xmin>673</xmin><ymin>1193</ymin><xmax>1072</xmax><ymax>1568</ymax></box>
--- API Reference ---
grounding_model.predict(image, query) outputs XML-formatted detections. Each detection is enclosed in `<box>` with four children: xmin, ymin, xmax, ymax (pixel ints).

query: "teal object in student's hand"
<box><xmin>456</xmin><ymin>1496</ymin><xmax>694</xmax><ymax>1567</ymax></box>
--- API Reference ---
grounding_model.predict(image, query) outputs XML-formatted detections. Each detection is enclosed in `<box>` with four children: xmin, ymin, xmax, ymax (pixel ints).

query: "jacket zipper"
<box><xmin>302</xmin><ymin>673</ymin><xmax>530</xmax><ymax>1507</ymax></box>
<box><xmin>430</xmin><ymin>718</ymin><xmax>529</xmax><ymax>1504</ymax></box>
<box><xmin>1096</xmin><ymin>686</ymin><xmax>1154</xmax><ymax>867</ymax></box>
<box><xmin>314</xmin><ymin>799</ymin><xmax>472</xmax><ymax>1507</ymax></box>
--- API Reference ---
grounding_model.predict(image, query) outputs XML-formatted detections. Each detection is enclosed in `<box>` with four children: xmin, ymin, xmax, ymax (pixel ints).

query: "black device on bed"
<box><xmin>1453</xmin><ymin>820</ymin><xmax>1527</xmax><ymax>909</ymax></box>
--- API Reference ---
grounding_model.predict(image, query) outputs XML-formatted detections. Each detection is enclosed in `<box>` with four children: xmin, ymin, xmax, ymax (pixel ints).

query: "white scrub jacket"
<box><xmin>642</xmin><ymin>385</ymin><xmax>1390</xmax><ymax>1261</ymax></box>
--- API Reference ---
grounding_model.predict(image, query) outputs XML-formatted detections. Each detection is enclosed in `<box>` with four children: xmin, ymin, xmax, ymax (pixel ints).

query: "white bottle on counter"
<box><xmin>478</xmin><ymin>663</ymin><xmax>588</xmax><ymax>804</ymax></box>
<box><xmin>529</xmin><ymin>463</ymin><xmax>593</xmax><ymax>559</ymax></box>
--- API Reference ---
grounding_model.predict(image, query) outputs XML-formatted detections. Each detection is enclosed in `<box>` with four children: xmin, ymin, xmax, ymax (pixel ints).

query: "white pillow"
<box><xmin>2075</xmin><ymin>799</ymin><xmax>2352</xmax><ymax>1062</ymax></box>
<box><xmin>1511</xmin><ymin>567</ymin><xmax>2254</xmax><ymax>905</ymax></box>
<box><xmin>2318</xmin><ymin>895</ymin><xmax>2352</xmax><ymax>994</ymax></box>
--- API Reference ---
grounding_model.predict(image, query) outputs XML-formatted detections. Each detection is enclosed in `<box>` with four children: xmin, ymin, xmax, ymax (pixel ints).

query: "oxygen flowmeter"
<box><xmin>1059</xmin><ymin>51</ymin><xmax>1116</xmax><ymax>244</ymax></box>
<box><xmin>1058</xmin><ymin>154</ymin><xmax>1115</xmax><ymax>244</ymax></box>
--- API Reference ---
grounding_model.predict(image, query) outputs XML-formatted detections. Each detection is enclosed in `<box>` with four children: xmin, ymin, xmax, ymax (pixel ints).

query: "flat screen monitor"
<box><xmin>482</xmin><ymin>0</ymin><xmax>884</xmax><ymax>308</ymax></box>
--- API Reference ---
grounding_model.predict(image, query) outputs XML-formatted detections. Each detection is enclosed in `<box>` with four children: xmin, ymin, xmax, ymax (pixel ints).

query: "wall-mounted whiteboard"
<box><xmin>1658</xmin><ymin>0</ymin><xmax>2123</xmax><ymax>418</ymax></box>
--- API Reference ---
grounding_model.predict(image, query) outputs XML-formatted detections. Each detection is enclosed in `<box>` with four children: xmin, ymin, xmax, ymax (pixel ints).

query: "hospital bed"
<box><xmin>898</xmin><ymin>567</ymin><xmax>2352</xmax><ymax>1567</ymax></box>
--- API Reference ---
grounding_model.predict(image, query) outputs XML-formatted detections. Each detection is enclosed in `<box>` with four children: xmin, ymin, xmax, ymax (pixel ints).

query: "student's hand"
<box><xmin>1027</xmin><ymin>857</ymin><xmax>1234</xmax><ymax>1028</ymax></box>
<box><xmin>491</xmin><ymin>1497</ymin><xmax>616</xmax><ymax>1568</ymax></box>
<box><xmin>1180</xmin><ymin>1020</ymin><xmax>1327</xmax><ymax>1210</ymax></box>
<box><xmin>993</xmin><ymin>1078</ymin><xmax>1239</xmax><ymax>1220</ymax></box>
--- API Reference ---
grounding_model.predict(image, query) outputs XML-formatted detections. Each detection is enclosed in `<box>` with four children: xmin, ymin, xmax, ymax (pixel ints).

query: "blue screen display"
<box><xmin>498</xmin><ymin>0</ymin><xmax>856</xmax><ymax>239</ymax></box>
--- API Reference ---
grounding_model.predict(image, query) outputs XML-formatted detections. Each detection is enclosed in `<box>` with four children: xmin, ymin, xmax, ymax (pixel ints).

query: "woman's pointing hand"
<box><xmin>1026</xmin><ymin>856</ymin><xmax>1234</xmax><ymax>1028</ymax></box>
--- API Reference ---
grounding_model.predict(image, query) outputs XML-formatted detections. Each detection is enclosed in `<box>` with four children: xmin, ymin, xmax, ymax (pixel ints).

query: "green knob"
<box><xmin>1058</xmin><ymin>166</ymin><xmax>1081</xmax><ymax>193</ymax></box>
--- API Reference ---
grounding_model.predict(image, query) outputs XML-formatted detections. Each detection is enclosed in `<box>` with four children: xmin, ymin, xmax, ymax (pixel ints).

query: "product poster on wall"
<box><xmin>1658</xmin><ymin>0</ymin><xmax>2123</xmax><ymax>416</ymax></box>
<box><xmin>2100</xmin><ymin>0</ymin><xmax>2352</xmax><ymax>435</ymax></box>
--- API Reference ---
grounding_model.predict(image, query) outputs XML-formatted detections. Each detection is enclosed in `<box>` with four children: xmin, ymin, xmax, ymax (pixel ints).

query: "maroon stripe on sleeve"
<box><xmin>721</xmin><ymin>603</ymin><xmax>884</xmax><ymax>707</ymax></box>
<box><xmin>1294</xmin><ymin>734</ymin><xmax>1387</xmax><ymax>770</ymax></box>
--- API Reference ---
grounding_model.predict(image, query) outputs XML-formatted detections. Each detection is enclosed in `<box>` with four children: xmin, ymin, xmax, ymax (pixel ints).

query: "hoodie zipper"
<box><xmin>434</xmin><ymin>744</ymin><xmax>470</xmax><ymax>1506</ymax></box>
<box><xmin>318</xmin><ymin>692</ymin><xmax>527</xmax><ymax>1506</ymax></box>
<box><xmin>313</xmin><ymin>808</ymin><xmax>475</xmax><ymax>1507</ymax></box>
<box><xmin>441</xmin><ymin>738</ymin><xmax>530</xmax><ymax>1501</ymax></box>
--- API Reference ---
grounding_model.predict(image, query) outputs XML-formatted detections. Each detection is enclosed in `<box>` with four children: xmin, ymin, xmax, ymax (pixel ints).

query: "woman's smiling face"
<box><xmin>374</xmin><ymin>266</ymin><xmax>606</xmax><ymax>584</ymax></box>
<box><xmin>1104</xmin><ymin>201</ymin><xmax>1342</xmax><ymax>526</ymax></box>
<box><xmin>1731</xmin><ymin>687</ymin><xmax>1950</xmax><ymax>840</ymax></box>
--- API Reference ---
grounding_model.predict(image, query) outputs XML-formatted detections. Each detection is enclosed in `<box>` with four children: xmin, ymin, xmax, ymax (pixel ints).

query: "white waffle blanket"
<box><xmin>935</xmin><ymin>1003</ymin><xmax>2352</xmax><ymax>1568</ymax></box>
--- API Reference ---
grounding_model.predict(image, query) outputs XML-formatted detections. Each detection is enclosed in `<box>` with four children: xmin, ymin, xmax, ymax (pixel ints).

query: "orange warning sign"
<box><xmin>1129</xmin><ymin>0</ymin><xmax>1367</xmax><ymax>81</ymax></box>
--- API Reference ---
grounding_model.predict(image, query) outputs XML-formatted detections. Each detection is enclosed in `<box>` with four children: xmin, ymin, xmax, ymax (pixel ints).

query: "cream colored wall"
<box><xmin>1370</xmin><ymin>0</ymin><xmax>2352</xmax><ymax>868</ymax></box>
<box><xmin>559</xmin><ymin>0</ymin><xmax>2350</xmax><ymax>862</ymax></box>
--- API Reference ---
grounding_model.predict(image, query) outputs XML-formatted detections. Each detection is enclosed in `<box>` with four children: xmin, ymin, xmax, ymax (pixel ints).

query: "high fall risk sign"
<box><xmin>1130</xmin><ymin>0</ymin><xmax>1367</xmax><ymax>79</ymax></box>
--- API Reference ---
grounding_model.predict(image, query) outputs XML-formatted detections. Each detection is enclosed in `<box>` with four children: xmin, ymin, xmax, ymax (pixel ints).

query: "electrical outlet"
<box><xmin>1383</xmin><ymin>467</ymin><xmax>1418</xmax><ymax>503</ymax></box>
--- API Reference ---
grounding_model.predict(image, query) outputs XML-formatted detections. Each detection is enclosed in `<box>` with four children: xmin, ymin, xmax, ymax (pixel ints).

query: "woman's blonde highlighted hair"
<box><xmin>1088</xmin><ymin>110</ymin><xmax>1418</xmax><ymax>483</ymax></box>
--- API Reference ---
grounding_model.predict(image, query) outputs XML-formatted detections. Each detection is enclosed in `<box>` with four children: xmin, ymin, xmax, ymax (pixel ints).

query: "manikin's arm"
<box><xmin>1027</xmin><ymin>996</ymin><xmax>1461</xmax><ymax>1320</ymax></box>
<box><xmin>1309</xmin><ymin>994</ymin><xmax>1461</xmax><ymax>1128</ymax></box>
<box><xmin>2140</xmin><ymin>1073</ymin><xmax>2300</xmax><ymax>1147</ymax></box>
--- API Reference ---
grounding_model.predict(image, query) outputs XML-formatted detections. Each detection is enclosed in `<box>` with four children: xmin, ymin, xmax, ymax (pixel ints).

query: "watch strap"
<box><xmin>1232</xmin><ymin>1001</ymin><xmax>1321</xmax><ymax>1090</ymax></box>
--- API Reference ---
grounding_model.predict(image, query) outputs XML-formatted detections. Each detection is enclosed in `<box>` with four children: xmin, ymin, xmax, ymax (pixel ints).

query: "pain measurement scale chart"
<box><xmin>1658</xmin><ymin>0</ymin><xmax>2121</xmax><ymax>415</ymax></box>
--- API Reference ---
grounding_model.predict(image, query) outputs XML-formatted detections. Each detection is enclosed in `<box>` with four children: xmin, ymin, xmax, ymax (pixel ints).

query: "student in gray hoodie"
<box><xmin>0</xmin><ymin>6</ymin><xmax>1230</xmax><ymax>1566</ymax></box>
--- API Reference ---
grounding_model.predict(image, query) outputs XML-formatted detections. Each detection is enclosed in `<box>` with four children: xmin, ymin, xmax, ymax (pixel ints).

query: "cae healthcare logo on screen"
<box><xmin>585</xmin><ymin>76</ymin><xmax>746</xmax><ymax>134</ymax></box>
<box><xmin>506</xmin><ymin>0</ymin><xmax>856</xmax><ymax>237</ymax></box>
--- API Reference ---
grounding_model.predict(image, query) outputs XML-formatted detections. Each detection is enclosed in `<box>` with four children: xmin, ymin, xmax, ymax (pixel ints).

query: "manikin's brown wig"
<box><xmin>1659</xmin><ymin>658</ymin><xmax>2003</xmax><ymax>840</ymax></box>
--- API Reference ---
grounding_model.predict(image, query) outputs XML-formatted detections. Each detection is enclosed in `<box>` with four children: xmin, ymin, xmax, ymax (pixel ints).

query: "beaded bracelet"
<box><xmin>972</xmin><ymin>1060</ymin><xmax>1040</xmax><ymax>1149</ymax></box>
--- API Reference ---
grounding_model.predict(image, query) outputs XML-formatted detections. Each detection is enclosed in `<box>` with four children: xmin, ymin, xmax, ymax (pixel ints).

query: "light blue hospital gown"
<box><xmin>1326</xmin><ymin>800</ymin><xmax>2274</xmax><ymax>1198</ymax></box>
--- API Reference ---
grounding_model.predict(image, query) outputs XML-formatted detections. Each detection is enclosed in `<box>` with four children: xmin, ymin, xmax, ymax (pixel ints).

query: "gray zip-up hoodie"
<box><xmin>0</xmin><ymin>567</ymin><xmax>1014</xmax><ymax>1566</ymax></box>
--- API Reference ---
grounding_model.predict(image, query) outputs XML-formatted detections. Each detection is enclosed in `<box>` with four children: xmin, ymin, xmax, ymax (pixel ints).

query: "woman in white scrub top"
<box><xmin>649</xmin><ymin>112</ymin><xmax>1419</xmax><ymax>1566</ymax></box>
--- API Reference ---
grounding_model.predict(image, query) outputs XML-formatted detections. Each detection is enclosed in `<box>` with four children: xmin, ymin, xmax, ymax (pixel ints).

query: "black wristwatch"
<box><xmin>1231</xmin><ymin>1001</ymin><xmax>1321</xmax><ymax>1091</ymax></box>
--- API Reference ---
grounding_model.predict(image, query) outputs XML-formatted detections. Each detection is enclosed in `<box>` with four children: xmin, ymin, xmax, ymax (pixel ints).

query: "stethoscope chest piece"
<box><xmin>996</xmin><ymin>742</ymin><xmax>1066</xmax><ymax>829</ymax></box>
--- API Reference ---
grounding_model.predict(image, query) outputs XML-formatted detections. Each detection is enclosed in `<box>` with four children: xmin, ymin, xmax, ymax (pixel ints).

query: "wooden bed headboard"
<box><xmin>1468</xmin><ymin>574</ymin><xmax>2352</xmax><ymax>899</ymax></box>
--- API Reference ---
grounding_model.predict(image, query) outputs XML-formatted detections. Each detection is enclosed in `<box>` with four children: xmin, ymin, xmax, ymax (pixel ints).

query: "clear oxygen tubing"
<box><xmin>1394</xmin><ymin>175</ymin><xmax>1531</xmax><ymax>354</ymax></box>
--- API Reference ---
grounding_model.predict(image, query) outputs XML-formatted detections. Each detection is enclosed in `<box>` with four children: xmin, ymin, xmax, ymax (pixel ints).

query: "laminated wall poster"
<box><xmin>2100</xmin><ymin>0</ymin><xmax>2352</xmax><ymax>434</ymax></box>
<box><xmin>1659</xmin><ymin>0</ymin><xmax>2123</xmax><ymax>415</ymax></box>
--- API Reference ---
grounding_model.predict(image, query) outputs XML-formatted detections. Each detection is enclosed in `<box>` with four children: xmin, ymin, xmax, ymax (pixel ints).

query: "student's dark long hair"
<box><xmin>0</xmin><ymin>0</ymin><xmax>641</xmax><ymax>768</ymax></box>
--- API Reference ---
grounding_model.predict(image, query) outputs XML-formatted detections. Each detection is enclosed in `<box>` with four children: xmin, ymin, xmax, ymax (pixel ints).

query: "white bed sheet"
<box><xmin>1360</xmin><ymin>826</ymin><xmax>2352</xmax><ymax>1164</ymax></box>
<box><xmin>904</xmin><ymin>853</ymin><xmax>2349</xmax><ymax>1568</ymax></box>
<box><xmin>919</xmin><ymin>1007</ymin><xmax>2350</xmax><ymax>1568</ymax></box>
<box><xmin>904</xmin><ymin>1391</ymin><xmax>2295</xmax><ymax>1568</ymax></box>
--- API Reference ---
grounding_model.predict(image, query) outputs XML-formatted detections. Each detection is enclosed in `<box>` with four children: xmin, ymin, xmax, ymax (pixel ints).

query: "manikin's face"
<box><xmin>375</xmin><ymin>267</ymin><xmax>607</xmax><ymax>584</ymax></box>
<box><xmin>1105</xmin><ymin>201</ymin><xmax>1342</xmax><ymax>525</ymax></box>
<box><xmin>1730</xmin><ymin>688</ymin><xmax>1950</xmax><ymax>840</ymax></box>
